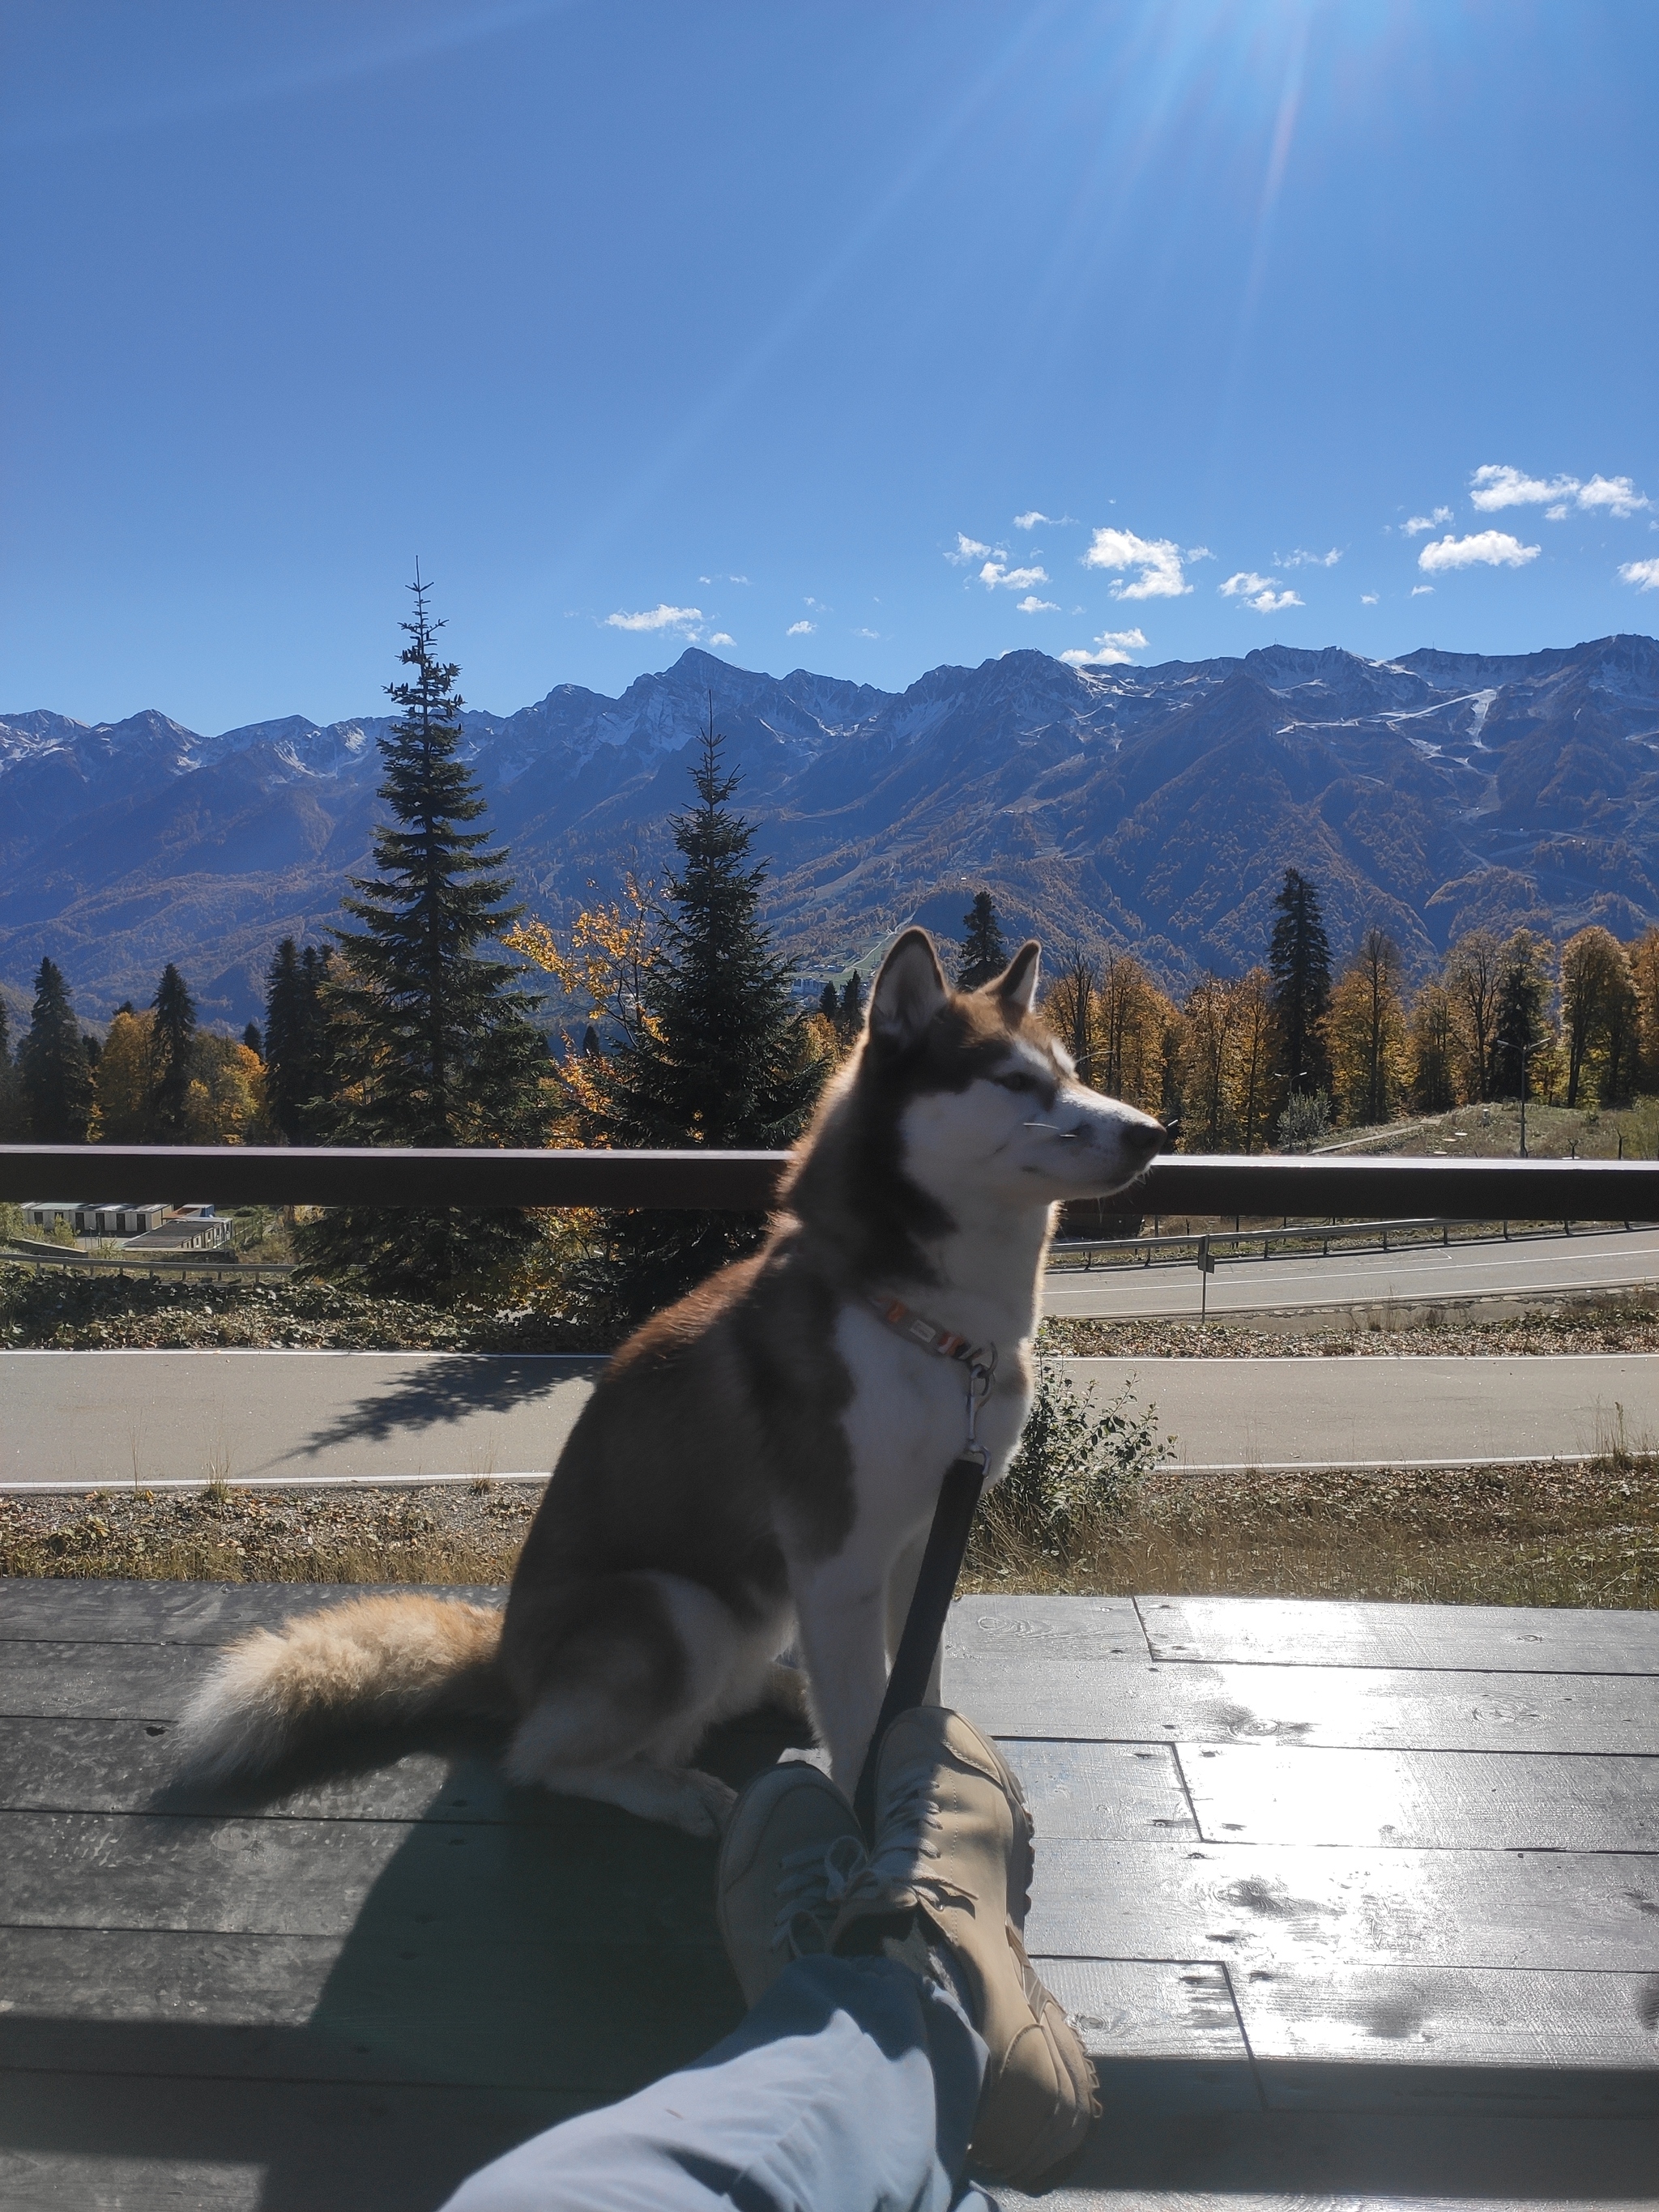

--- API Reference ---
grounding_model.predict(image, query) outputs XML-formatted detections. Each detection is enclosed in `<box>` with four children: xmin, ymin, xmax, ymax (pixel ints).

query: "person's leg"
<box><xmin>441</xmin><ymin>1948</ymin><xmax>989</xmax><ymax>2212</ymax></box>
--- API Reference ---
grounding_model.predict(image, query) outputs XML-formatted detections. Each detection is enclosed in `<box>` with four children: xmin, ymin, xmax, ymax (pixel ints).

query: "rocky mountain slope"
<box><xmin>3</xmin><ymin>634</ymin><xmax>1657</xmax><ymax>1026</ymax></box>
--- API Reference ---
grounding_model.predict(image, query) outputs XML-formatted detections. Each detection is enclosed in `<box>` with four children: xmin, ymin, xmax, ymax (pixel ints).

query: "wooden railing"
<box><xmin>4</xmin><ymin>1144</ymin><xmax>1659</xmax><ymax>1220</ymax></box>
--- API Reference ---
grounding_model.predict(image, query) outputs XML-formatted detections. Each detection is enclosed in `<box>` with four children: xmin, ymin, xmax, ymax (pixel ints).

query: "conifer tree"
<box><xmin>297</xmin><ymin>576</ymin><xmax>551</xmax><ymax>1289</ymax></box>
<box><xmin>838</xmin><ymin>971</ymin><xmax>864</xmax><ymax>1039</ymax></box>
<box><xmin>957</xmin><ymin>890</ymin><xmax>1009</xmax><ymax>989</ymax></box>
<box><xmin>578</xmin><ymin>718</ymin><xmax>822</xmax><ymax>1320</ymax></box>
<box><xmin>263</xmin><ymin>940</ymin><xmax>337</xmax><ymax>1144</ymax></box>
<box><xmin>147</xmin><ymin>964</ymin><xmax>198</xmax><ymax>1140</ymax></box>
<box><xmin>819</xmin><ymin>982</ymin><xmax>839</xmax><ymax>1025</ymax></box>
<box><xmin>18</xmin><ymin>958</ymin><xmax>95</xmax><ymax>1143</ymax></box>
<box><xmin>1268</xmin><ymin>867</ymin><xmax>1332</xmax><ymax>1095</ymax></box>
<box><xmin>0</xmin><ymin>992</ymin><xmax>19</xmax><ymax>1140</ymax></box>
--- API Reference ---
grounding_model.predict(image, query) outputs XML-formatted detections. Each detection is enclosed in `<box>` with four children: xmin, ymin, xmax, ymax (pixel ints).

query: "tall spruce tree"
<box><xmin>147</xmin><ymin>964</ymin><xmax>198</xmax><ymax>1140</ymax></box>
<box><xmin>579</xmin><ymin>719</ymin><xmax>822</xmax><ymax>1321</ymax></box>
<box><xmin>19</xmin><ymin>958</ymin><xmax>95</xmax><ymax>1143</ymax></box>
<box><xmin>263</xmin><ymin>939</ymin><xmax>337</xmax><ymax>1144</ymax></box>
<box><xmin>957</xmin><ymin>890</ymin><xmax>1009</xmax><ymax>989</ymax></box>
<box><xmin>0</xmin><ymin>991</ymin><xmax>19</xmax><ymax>1140</ymax></box>
<box><xmin>297</xmin><ymin>576</ymin><xmax>550</xmax><ymax>1290</ymax></box>
<box><xmin>1267</xmin><ymin>867</ymin><xmax>1332</xmax><ymax>1096</ymax></box>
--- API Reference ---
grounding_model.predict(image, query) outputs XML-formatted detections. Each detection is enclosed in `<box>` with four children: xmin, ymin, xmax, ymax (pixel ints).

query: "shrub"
<box><xmin>989</xmin><ymin>1362</ymin><xmax>1165</xmax><ymax>1549</ymax></box>
<box><xmin>1277</xmin><ymin>1089</ymin><xmax>1333</xmax><ymax>1150</ymax></box>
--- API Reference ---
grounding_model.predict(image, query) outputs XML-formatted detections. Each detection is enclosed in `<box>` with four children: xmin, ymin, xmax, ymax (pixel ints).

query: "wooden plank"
<box><xmin>0</xmin><ymin>1640</ymin><xmax>211</xmax><ymax>1720</ymax></box>
<box><xmin>1140</xmin><ymin>1593</ymin><xmax>1659</xmax><ymax>1674</ymax></box>
<box><xmin>0</xmin><ymin>1577</ymin><xmax>503</xmax><ymax>1646</ymax></box>
<box><xmin>998</xmin><ymin>2106</ymin><xmax>1659</xmax><ymax>2208</ymax></box>
<box><xmin>0</xmin><ymin>1809</ymin><xmax>722</xmax><ymax>1945</ymax></box>
<box><xmin>943</xmin><ymin>1595</ymin><xmax>1149</xmax><ymax>1659</ymax></box>
<box><xmin>946</xmin><ymin>1652</ymin><xmax>1659</xmax><ymax>1753</ymax></box>
<box><xmin>1232</xmin><ymin>1961</ymin><xmax>1659</xmax><ymax>2101</ymax></box>
<box><xmin>1032</xmin><ymin>1957</ymin><xmax>1258</xmax><ymax>2116</ymax></box>
<box><xmin>0</xmin><ymin>2071</ymin><xmax>581</xmax><ymax>2212</ymax></box>
<box><xmin>993</xmin><ymin>1742</ymin><xmax>1195</xmax><ymax>1839</ymax></box>
<box><xmin>1180</xmin><ymin>1743</ymin><xmax>1659</xmax><ymax>1851</ymax></box>
<box><xmin>0</xmin><ymin>1924</ymin><xmax>739</xmax><ymax>2096</ymax></box>
<box><xmin>1024</xmin><ymin>1838</ymin><xmax>1659</xmax><ymax>1974</ymax></box>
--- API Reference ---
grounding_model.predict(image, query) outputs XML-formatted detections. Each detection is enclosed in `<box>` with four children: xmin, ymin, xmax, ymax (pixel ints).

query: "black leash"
<box><xmin>851</xmin><ymin>1445</ymin><xmax>987</xmax><ymax>1840</ymax></box>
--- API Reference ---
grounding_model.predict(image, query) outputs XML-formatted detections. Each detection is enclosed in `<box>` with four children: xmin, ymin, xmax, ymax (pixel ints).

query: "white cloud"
<box><xmin>1469</xmin><ymin>464</ymin><xmax>1650</xmax><ymax>519</ymax></box>
<box><xmin>1013</xmin><ymin>509</ymin><xmax>1077</xmax><ymax>530</ymax></box>
<box><xmin>1060</xmin><ymin>626</ymin><xmax>1148</xmax><ymax>667</ymax></box>
<box><xmin>1469</xmin><ymin>464</ymin><xmax>1579</xmax><ymax>511</ymax></box>
<box><xmin>1579</xmin><ymin>474</ymin><xmax>1651</xmax><ymax>518</ymax></box>
<box><xmin>605</xmin><ymin>603</ymin><xmax>702</xmax><ymax>633</ymax></box>
<box><xmin>1082</xmin><ymin>527</ymin><xmax>1192</xmax><ymax>599</ymax></box>
<box><xmin>1418</xmin><ymin>530</ymin><xmax>1540</xmax><ymax>572</ymax></box>
<box><xmin>1281</xmin><ymin>547</ymin><xmax>1342</xmax><ymax>568</ymax></box>
<box><xmin>853</xmin><ymin>626</ymin><xmax>880</xmax><ymax>637</ymax></box>
<box><xmin>728</xmin><ymin>574</ymin><xmax>751</xmax><ymax>584</ymax></box>
<box><xmin>946</xmin><ymin>532</ymin><xmax>996</xmax><ymax>565</ymax></box>
<box><xmin>1219</xmin><ymin>573</ymin><xmax>1303</xmax><ymax>613</ymax></box>
<box><xmin>1402</xmin><ymin>507</ymin><xmax>1453</xmax><ymax>535</ymax></box>
<box><xmin>1411</xmin><ymin>584</ymin><xmax>1435</xmax><ymax>597</ymax></box>
<box><xmin>786</xmin><ymin>620</ymin><xmax>815</xmax><ymax>637</ymax></box>
<box><xmin>979</xmin><ymin>560</ymin><xmax>1049</xmax><ymax>591</ymax></box>
<box><xmin>1185</xmin><ymin>544</ymin><xmax>1213</xmax><ymax>561</ymax></box>
<box><xmin>1620</xmin><ymin>557</ymin><xmax>1659</xmax><ymax>591</ymax></box>
<box><xmin>1016</xmin><ymin>595</ymin><xmax>1059</xmax><ymax>613</ymax></box>
<box><xmin>709</xmin><ymin>632</ymin><xmax>735</xmax><ymax>647</ymax></box>
<box><xmin>1361</xmin><ymin>592</ymin><xmax>1380</xmax><ymax>605</ymax></box>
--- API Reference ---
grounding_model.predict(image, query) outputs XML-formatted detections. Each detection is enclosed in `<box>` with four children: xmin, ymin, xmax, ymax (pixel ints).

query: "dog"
<box><xmin>175</xmin><ymin>930</ymin><xmax>1163</xmax><ymax>1834</ymax></box>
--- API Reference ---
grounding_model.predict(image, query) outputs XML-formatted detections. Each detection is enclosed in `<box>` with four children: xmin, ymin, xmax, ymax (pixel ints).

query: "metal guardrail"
<box><xmin>6</xmin><ymin>1143</ymin><xmax>1659</xmax><ymax>1216</ymax></box>
<box><xmin>1049</xmin><ymin>1215</ymin><xmax>1651</xmax><ymax>1272</ymax></box>
<box><xmin>2</xmin><ymin>1244</ymin><xmax>293</xmax><ymax>1284</ymax></box>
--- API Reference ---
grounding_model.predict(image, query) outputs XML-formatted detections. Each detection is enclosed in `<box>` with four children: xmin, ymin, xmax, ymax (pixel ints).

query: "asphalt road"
<box><xmin>1043</xmin><ymin>1223</ymin><xmax>1659</xmax><ymax>1321</ymax></box>
<box><xmin>7</xmin><ymin>1346</ymin><xmax>1658</xmax><ymax>1485</ymax></box>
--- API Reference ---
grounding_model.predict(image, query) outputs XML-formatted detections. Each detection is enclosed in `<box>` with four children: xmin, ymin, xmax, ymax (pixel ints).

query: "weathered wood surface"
<box><xmin>2</xmin><ymin>1577</ymin><xmax>1657</xmax><ymax>2209</ymax></box>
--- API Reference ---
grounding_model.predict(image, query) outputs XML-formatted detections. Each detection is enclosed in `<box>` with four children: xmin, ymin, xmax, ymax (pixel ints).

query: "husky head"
<box><xmin>788</xmin><ymin>928</ymin><xmax>1165</xmax><ymax>1281</ymax></box>
<box><xmin>858</xmin><ymin>928</ymin><xmax>1165</xmax><ymax>1211</ymax></box>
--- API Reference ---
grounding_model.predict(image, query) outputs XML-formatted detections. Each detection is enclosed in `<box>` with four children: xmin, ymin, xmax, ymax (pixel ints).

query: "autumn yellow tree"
<box><xmin>90</xmin><ymin>1006</ymin><xmax>154</xmax><ymax>1141</ymax></box>
<box><xmin>1226</xmin><ymin>967</ymin><xmax>1278</xmax><ymax>1150</ymax></box>
<box><xmin>1041</xmin><ymin>946</ymin><xmax>1098</xmax><ymax>1083</ymax></box>
<box><xmin>1627</xmin><ymin>925</ymin><xmax>1659</xmax><ymax>1093</ymax></box>
<box><xmin>1095</xmin><ymin>947</ymin><xmax>1175</xmax><ymax>1115</ymax></box>
<box><xmin>1177</xmin><ymin>974</ymin><xmax>1239</xmax><ymax>1148</ymax></box>
<box><xmin>1406</xmin><ymin>980</ymin><xmax>1457</xmax><ymax>1112</ymax></box>
<box><xmin>1560</xmin><ymin>926</ymin><xmax>1638</xmax><ymax>1106</ymax></box>
<box><xmin>1324</xmin><ymin>929</ymin><xmax>1408</xmax><ymax>1127</ymax></box>
<box><xmin>1443</xmin><ymin>928</ymin><xmax>1505</xmax><ymax>1102</ymax></box>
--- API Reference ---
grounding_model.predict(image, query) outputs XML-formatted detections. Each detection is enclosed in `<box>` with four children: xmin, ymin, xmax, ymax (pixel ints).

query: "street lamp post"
<box><xmin>1495</xmin><ymin>1038</ymin><xmax>1545</xmax><ymax>1157</ymax></box>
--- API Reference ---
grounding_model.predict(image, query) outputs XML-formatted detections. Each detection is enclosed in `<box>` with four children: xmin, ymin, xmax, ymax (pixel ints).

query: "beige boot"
<box><xmin>716</xmin><ymin>1760</ymin><xmax>869</xmax><ymax>2008</ymax></box>
<box><xmin>829</xmin><ymin>1707</ymin><xmax>1098</xmax><ymax>2188</ymax></box>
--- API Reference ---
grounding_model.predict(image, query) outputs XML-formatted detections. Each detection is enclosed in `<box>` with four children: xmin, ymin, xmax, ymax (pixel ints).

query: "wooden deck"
<box><xmin>2</xmin><ymin>1581</ymin><xmax>1657</xmax><ymax>2209</ymax></box>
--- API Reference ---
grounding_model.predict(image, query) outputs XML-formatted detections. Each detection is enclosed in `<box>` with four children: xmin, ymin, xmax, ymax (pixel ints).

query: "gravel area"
<box><xmin>1038</xmin><ymin>1297</ymin><xmax>1659</xmax><ymax>1359</ymax></box>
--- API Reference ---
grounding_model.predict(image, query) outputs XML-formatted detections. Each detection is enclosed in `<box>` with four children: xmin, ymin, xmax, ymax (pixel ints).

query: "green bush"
<box><xmin>992</xmin><ymin>1362</ymin><xmax>1166</xmax><ymax>1547</ymax></box>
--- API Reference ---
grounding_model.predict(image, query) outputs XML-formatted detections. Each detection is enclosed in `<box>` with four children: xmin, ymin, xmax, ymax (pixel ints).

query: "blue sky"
<box><xmin>3</xmin><ymin>0</ymin><xmax>1657</xmax><ymax>732</ymax></box>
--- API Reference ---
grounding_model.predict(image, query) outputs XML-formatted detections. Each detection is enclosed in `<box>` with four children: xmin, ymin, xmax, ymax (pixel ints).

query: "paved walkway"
<box><xmin>2</xmin><ymin>1579</ymin><xmax>1653</xmax><ymax>2206</ymax></box>
<box><xmin>1045</xmin><ymin>1221</ymin><xmax>1659</xmax><ymax>1320</ymax></box>
<box><xmin>6</xmin><ymin>1348</ymin><xmax>1658</xmax><ymax>1485</ymax></box>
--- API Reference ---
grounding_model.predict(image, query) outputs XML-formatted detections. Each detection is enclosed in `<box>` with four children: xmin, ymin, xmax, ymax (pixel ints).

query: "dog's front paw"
<box><xmin>676</xmin><ymin>1767</ymin><xmax>740</xmax><ymax>1838</ymax></box>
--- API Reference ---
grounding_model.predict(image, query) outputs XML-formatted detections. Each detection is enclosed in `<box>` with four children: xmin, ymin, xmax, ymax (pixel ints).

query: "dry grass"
<box><xmin>6</xmin><ymin>1456</ymin><xmax>1659</xmax><ymax>1609</ymax></box>
<box><xmin>963</xmin><ymin>1458</ymin><xmax>1659</xmax><ymax>1608</ymax></box>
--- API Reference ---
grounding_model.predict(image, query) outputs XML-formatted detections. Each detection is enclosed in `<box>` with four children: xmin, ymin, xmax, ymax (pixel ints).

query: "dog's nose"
<box><xmin>1125</xmin><ymin>1119</ymin><xmax>1166</xmax><ymax>1155</ymax></box>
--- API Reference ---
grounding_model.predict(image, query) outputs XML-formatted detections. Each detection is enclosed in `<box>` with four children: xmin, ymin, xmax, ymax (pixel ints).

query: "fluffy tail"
<box><xmin>173</xmin><ymin>1594</ymin><xmax>509</xmax><ymax>1784</ymax></box>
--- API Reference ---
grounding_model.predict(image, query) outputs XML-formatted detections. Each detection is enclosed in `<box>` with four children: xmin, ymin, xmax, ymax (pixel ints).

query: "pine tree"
<box><xmin>147</xmin><ymin>964</ymin><xmax>198</xmax><ymax>1140</ymax></box>
<box><xmin>819</xmin><ymin>982</ymin><xmax>839</xmax><ymax>1025</ymax></box>
<box><xmin>578</xmin><ymin>718</ymin><xmax>823</xmax><ymax>1322</ymax></box>
<box><xmin>957</xmin><ymin>890</ymin><xmax>1009</xmax><ymax>989</ymax></box>
<box><xmin>297</xmin><ymin>576</ymin><xmax>551</xmax><ymax>1289</ymax></box>
<box><xmin>1268</xmin><ymin>867</ymin><xmax>1332</xmax><ymax>1095</ymax></box>
<box><xmin>18</xmin><ymin>958</ymin><xmax>95</xmax><ymax>1143</ymax></box>
<box><xmin>838</xmin><ymin>971</ymin><xmax>864</xmax><ymax>1038</ymax></box>
<box><xmin>0</xmin><ymin>991</ymin><xmax>19</xmax><ymax>1140</ymax></box>
<box><xmin>243</xmin><ymin>1021</ymin><xmax>262</xmax><ymax>1056</ymax></box>
<box><xmin>263</xmin><ymin>939</ymin><xmax>337</xmax><ymax>1144</ymax></box>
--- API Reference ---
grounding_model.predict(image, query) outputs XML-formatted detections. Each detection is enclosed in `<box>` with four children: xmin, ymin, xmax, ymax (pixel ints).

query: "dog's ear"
<box><xmin>995</xmin><ymin>941</ymin><xmax>1042</xmax><ymax>1016</ymax></box>
<box><xmin>869</xmin><ymin>928</ymin><xmax>949</xmax><ymax>1049</ymax></box>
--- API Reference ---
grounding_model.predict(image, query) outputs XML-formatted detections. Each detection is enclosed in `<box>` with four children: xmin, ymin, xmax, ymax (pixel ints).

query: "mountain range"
<box><xmin>4</xmin><ymin>633</ymin><xmax>1658</xmax><ymax>1029</ymax></box>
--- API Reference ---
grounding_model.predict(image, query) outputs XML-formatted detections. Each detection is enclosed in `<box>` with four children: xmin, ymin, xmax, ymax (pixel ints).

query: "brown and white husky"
<box><xmin>177</xmin><ymin>931</ymin><xmax>1162</xmax><ymax>1834</ymax></box>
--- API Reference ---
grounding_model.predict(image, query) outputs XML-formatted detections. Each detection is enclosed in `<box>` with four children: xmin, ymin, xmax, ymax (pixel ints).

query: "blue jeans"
<box><xmin>441</xmin><ymin>1954</ymin><xmax>993</xmax><ymax>2212</ymax></box>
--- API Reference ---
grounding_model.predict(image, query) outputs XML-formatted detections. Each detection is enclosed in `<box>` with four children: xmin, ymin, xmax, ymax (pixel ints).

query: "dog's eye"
<box><xmin>995</xmin><ymin>1072</ymin><xmax>1038</xmax><ymax>1093</ymax></box>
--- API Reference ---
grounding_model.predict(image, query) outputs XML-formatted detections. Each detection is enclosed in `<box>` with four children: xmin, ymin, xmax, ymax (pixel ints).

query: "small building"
<box><xmin>19</xmin><ymin>1202</ymin><xmax>83</xmax><ymax>1234</ymax></box>
<box><xmin>125</xmin><ymin>1209</ymin><xmax>234</xmax><ymax>1255</ymax></box>
<box><xmin>75</xmin><ymin>1202</ymin><xmax>170</xmax><ymax>1238</ymax></box>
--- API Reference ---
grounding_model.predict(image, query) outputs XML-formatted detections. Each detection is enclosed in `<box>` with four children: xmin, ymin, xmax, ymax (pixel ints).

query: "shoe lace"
<box><xmin>846</xmin><ymin>1774</ymin><xmax>975</xmax><ymax>1917</ymax></box>
<box><xmin>771</xmin><ymin>1831</ymin><xmax>870</xmax><ymax>1958</ymax></box>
